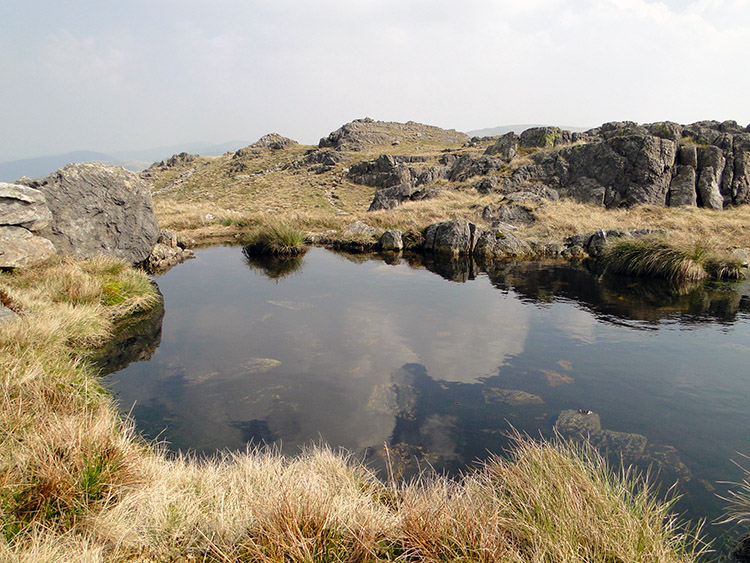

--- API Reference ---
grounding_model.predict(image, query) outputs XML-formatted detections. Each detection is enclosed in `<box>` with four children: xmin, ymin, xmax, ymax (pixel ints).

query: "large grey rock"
<box><xmin>423</xmin><ymin>219</ymin><xmax>481</xmax><ymax>257</ymax></box>
<box><xmin>0</xmin><ymin>183</ymin><xmax>52</xmax><ymax>231</ymax></box>
<box><xmin>523</xmin><ymin>132</ymin><xmax>677</xmax><ymax>207</ymax></box>
<box><xmin>668</xmin><ymin>165</ymin><xmax>697</xmax><ymax>207</ymax></box>
<box><xmin>0</xmin><ymin>226</ymin><xmax>56</xmax><ymax>268</ymax></box>
<box><xmin>29</xmin><ymin>163</ymin><xmax>159</xmax><ymax>264</ymax></box>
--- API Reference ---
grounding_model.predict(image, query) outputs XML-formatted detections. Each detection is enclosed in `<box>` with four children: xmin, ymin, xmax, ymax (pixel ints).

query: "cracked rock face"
<box><xmin>26</xmin><ymin>163</ymin><xmax>160</xmax><ymax>264</ymax></box>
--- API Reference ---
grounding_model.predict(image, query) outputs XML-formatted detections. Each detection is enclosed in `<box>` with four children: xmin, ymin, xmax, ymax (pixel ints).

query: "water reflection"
<box><xmin>484</xmin><ymin>260</ymin><xmax>750</xmax><ymax>326</ymax></box>
<box><xmin>243</xmin><ymin>252</ymin><xmax>305</xmax><ymax>280</ymax></box>
<box><xmin>90</xmin><ymin>293</ymin><xmax>164</xmax><ymax>376</ymax></box>
<box><xmin>104</xmin><ymin>246</ymin><xmax>750</xmax><ymax>550</ymax></box>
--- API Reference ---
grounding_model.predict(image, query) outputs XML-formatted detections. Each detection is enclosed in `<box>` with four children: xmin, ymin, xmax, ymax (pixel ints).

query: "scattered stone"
<box><xmin>145</xmin><ymin>242</ymin><xmax>195</xmax><ymax>274</ymax></box>
<box><xmin>475</xmin><ymin>176</ymin><xmax>499</xmax><ymax>194</ymax></box>
<box><xmin>556</xmin><ymin>409</ymin><xmax>648</xmax><ymax>458</ymax></box>
<box><xmin>731</xmin><ymin>248</ymin><xmax>750</xmax><ymax>267</ymax></box>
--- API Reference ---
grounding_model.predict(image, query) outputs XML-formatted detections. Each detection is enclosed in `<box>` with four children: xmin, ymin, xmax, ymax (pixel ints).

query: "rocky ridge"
<box><xmin>350</xmin><ymin>120</ymin><xmax>750</xmax><ymax>212</ymax></box>
<box><xmin>319</xmin><ymin>118</ymin><xmax>470</xmax><ymax>151</ymax></box>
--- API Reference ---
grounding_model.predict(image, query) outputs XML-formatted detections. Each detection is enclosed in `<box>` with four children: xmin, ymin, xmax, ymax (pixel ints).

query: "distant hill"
<box><xmin>466</xmin><ymin>124</ymin><xmax>590</xmax><ymax>138</ymax></box>
<box><xmin>0</xmin><ymin>151</ymin><xmax>128</xmax><ymax>182</ymax></box>
<box><xmin>112</xmin><ymin>140</ymin><xmax>251</xmax><ymax>164</ymax></box>
<box><xmin>0</xmin><ymin>141</ymin><xmax>252</xmax><ymax>183</ymax></box>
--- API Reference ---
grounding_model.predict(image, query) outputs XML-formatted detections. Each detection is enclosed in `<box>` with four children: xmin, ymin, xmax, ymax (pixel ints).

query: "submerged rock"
<box><xmin>482</xmin><ymin>388</ymin><xmax>544</xmax><ymax>406</ymax></box>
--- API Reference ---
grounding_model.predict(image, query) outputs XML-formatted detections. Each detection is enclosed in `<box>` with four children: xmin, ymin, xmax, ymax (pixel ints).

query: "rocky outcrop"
<box><xmin>487</xmin><ymin>120</ymin><xmax>750</xmax><ymax>210</ymax></box>
<box><xmin>0</xmin><ymin>183</ymin><xmax>56</xmax><ymax>268</ymax></box>
<box><xmin>319</xmin><ymin>118</ymin><xmax>469</xmax><ymax>151</ymax></box>
<box><xmin>250</xmin><ymin>133</ymin><xmax>298</xmax><ymax>150</ymax></box>
<box><xmin>519</xmin><ymin>126</ymin><xmax>572</xmax><ymax>149</ymax></box>
<box><xmin>24</xmin><ymin>163</ymin><xmax>160</xmax><ymax>264</ymax></box>
<box><xmin>350</xmin><ymin>154</ymin><xmax>452</xmax><ymax>211</ymax></box>
<box><xmin>484</xmin><ymin>132</ymin><xmax>519</xmax><ymax>160</ymax></box>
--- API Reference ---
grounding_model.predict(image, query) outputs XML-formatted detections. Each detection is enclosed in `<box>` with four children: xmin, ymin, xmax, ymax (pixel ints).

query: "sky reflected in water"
<box><xmin>104</xmin><ymin>245</ymin><xmax>750</xmax><ymax>548</ymax></box>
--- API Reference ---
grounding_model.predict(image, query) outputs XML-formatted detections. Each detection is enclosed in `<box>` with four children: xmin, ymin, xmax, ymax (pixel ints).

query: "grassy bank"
<box><xmin>600</xmin><ymin>236</ymin><xmax>745</xmax><ymax>282</ymax></box>
<box><xmin>0</xmin><ymin>257</ymin><xmax>706</xmax><ymax>561</ymax></box>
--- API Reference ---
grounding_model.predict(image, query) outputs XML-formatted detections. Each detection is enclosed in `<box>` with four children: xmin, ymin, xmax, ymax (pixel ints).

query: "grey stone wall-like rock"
<box><xmin>0</xmin><ymin>183</ymin><xmax>56</xmax><ymax>268</ymax></box>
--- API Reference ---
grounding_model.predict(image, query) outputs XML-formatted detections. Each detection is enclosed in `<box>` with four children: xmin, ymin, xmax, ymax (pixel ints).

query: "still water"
<box><xmin>104</xmin><ymin>245</ymin><xmax>750</xmax><ymax>546</ymax></box>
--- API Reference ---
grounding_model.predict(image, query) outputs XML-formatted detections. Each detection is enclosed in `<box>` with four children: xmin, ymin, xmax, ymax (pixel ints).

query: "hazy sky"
<box><xmin>2</xmin><ymin>0</ymin><xmax>749</xmax><ymax>161</ymax></box>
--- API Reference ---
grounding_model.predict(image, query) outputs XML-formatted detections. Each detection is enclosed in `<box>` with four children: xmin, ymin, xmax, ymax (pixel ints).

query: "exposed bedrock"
<box><xmin>356</xmin><ymin>120</ymin><xmax>750</xmax><ymax>211</ymax></box>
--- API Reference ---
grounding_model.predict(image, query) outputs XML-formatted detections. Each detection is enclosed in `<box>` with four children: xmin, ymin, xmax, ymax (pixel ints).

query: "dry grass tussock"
<box><xmin>1</xmin><ymin>255</ymin><xmax>707</xmax><ymax>561</ymax></box>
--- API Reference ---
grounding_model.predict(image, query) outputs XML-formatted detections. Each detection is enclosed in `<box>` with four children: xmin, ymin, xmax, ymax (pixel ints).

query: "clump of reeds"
<box><xmin>720</xmin><ymin>456</ymin><xmax>750</xmax><ymax>526</ymax></box>
<box><xmin>601</xmin><ymin>236</ymin><xmax>745</xmax><ymax>283</ymax></box>
<box><xmin>241</xmin><ymin>222</ymin><xmax>308</xmax><ymax>256</ymax></box>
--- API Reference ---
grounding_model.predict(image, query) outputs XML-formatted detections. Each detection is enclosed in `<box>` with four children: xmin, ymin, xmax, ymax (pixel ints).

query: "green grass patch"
<box><xmin>601</xmin><ymin>237</ymin><xmax>745</xmax><ymax>283</ymax></box>
<box><xmin>241</xmin><ymin>222</ymin><xmax>308</xmax><ymax>256</ymax></box>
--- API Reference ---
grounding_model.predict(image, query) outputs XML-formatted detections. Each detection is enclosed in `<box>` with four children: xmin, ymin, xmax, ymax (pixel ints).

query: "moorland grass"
<box><xmin>0</xmin><ymin>254</ymin><xmax>707</xmax><ymax>561</ymax></box>
<box><xmin>601</xmin><ymin>236</ymin><xmax>744</xmax><ymax>283</ymax></box>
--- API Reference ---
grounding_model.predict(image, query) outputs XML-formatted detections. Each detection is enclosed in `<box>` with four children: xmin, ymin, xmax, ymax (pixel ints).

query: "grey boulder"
<box><xmin>380</xmin><ymin>229</ymin><xmax>403</xmax><ymax>251</ymax></box>
<box><xmin>29</xmin><ymin>163</ymin><xmax>160</xmax><ymax>264</ymax></box>
<box><xmin>423</xmin><ymin>218</ymin><xmax>481</xmax><ymax>257</ymax></box>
